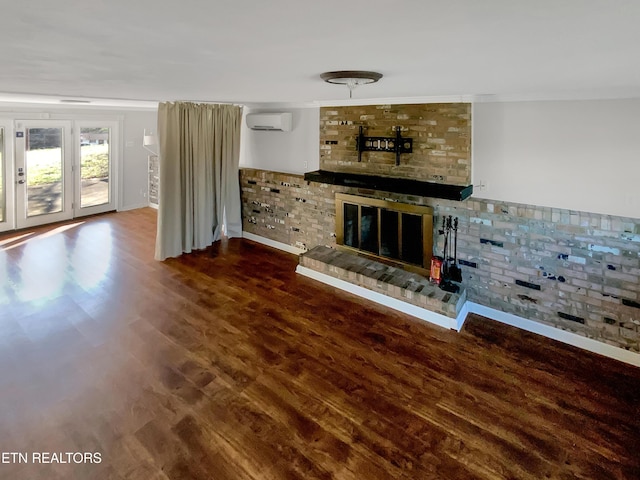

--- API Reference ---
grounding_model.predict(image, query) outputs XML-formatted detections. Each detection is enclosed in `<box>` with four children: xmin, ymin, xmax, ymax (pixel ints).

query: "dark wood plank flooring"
<box><xmin>0</xmin><ymin>208</ymin><xmax>639</xmax><ymax>479</ymax></box>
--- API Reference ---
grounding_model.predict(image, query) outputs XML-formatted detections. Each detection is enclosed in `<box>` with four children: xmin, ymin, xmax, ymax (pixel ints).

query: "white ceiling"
<box><xmin>1</xmin><ymin>0</ymin><xmax>639</xmax><ymax>107</ymax></box>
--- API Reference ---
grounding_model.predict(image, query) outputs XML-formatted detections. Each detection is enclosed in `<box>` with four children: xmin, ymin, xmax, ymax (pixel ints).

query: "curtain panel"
<box><xmin>155</xmin><ymin>102</ymin><xmax>243</xmax><ymax>261</ymax></box>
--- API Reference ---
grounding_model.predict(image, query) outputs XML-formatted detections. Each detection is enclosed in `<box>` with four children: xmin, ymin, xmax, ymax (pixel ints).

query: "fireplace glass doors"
<box><xmin>336</xmin><ymin>193</ymin><xmax>433</xmax><ymax>275</ymax></box>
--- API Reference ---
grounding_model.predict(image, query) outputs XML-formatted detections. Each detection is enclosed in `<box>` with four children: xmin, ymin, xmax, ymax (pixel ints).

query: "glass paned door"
<box><xmin>75</xmin><ymin>122</ymin><xmax>117</xmax><ymax>217</ymax></box>
<box><xmin>15</xmin><ymin>121</ymin><xmax>73</xmax><ymax>229</ymax></box>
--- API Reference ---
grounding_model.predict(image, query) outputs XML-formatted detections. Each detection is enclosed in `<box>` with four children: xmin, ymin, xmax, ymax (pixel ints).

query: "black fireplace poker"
<box><xmin>439</xmin><ymin>215</ymin><xmax>461</xmax><ymax>293</ymax></box>
<box><xmin>450</xmin><ymin>217</ymin><xmax>462</xmax><ymax>283</ymax></box>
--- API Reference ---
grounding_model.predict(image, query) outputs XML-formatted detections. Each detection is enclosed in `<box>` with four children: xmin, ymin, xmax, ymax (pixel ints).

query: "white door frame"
<box><xmin>15</xmin><ymin>120</ymin><xmax>74</xmax><ymax>230</ymax></box>
<box><xmin>0</xmin><ymin>119</ymin><xmax>15</xmax><ymax>232</ymax></box>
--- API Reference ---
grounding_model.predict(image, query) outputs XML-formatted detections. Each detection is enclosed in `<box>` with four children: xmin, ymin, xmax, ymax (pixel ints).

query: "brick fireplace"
<box><xmin>240</xmin><ymin>101</ymin><xmax>640</xmax><ymax>355</ymax></box>
<box><xmin>241</xmin><ymin>166</ymin><xmax>640</xmax><ymax>353</ymax></box>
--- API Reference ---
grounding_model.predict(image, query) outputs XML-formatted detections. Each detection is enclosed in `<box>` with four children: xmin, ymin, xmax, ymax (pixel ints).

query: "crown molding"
<box><xmin>0</xmin><ymin>92</ymin><xmax>158</xmax><ymax>110</ymax></box>
<box><xmin>3</xmin><ymin>89</ymin><xmax>640</xmax><ymax>112</ymax></box>
<box><xmin>474</xmin><ymin>90</ymin><xmax>640</xmax><ymax>103</ymax></box>
<box><xmin>243</xmin><ymin>101</ymin><xmax>320</xmax><ymax>110</ymax></box>
<box><xmin>313</xmin><ymin>94</ymin><xmax>477</xmax><ymax>107</ymax></box>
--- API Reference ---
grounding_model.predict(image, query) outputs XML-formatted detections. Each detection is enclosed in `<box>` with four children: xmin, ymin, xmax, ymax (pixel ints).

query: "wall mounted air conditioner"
<box><xmin>246</xmin><ymin>112</ymin><xmax>292</xmax><ymax>131</ymax></box>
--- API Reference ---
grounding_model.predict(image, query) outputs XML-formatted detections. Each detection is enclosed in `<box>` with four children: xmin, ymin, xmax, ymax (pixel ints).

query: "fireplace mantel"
<box><xmin>304</xmin><ymin>170</ymin><xmax>473</xmax><ymax>201</ymax></box>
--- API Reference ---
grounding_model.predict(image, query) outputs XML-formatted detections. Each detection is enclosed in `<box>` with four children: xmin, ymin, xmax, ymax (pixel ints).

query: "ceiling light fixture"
<box><xmin>320</xmin><ymin>70</ymin><xmax>382</xmax><ymax>99</ymax></box>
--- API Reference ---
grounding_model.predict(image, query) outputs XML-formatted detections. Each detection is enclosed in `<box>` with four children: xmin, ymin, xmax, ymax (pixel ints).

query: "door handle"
<box><xmin>17</xmin><ymin>180</ymin><xmax>25</xmax><ymax>184</ymax></box>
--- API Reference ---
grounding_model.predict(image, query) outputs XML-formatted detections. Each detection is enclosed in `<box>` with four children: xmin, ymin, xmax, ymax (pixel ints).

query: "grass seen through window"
<box><xmin>27</xmin><ymin>144</ymin><xmax>108</xmax><ymax>186</ymax></box>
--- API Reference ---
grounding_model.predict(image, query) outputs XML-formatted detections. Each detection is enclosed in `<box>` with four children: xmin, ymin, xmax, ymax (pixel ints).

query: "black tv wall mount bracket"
<box><xmin>356</xmin><ymin>126</ymin><xmax>413</xmax><ymax>165</ymax></box>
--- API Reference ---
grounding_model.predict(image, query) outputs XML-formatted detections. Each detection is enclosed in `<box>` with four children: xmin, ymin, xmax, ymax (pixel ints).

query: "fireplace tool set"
<box><xmin>430</xmin><ymin>215</ymin><xmax>462</xmax><ymax>292</ymax></box>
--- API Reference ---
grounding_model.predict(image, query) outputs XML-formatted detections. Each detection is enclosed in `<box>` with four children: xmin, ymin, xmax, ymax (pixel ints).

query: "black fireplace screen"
<box><xmin>336</xmin><ymin>194</ymin><xmax>433</xmax><ymax>273</ymax></box>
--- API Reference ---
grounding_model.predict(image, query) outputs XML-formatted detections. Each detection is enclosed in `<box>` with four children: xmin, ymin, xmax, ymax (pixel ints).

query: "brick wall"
<box><xmin>320</xmin><ymin>103</ymin><xmax>471</xmax><ymax>185</ymax></box>
<box><xmin>240</xmin><ymin>168</ymin><xmax>347</xmax><ymax>251</ymax></box>
<box><xmin>240</xmin><ymin>168</ymin><xmax>640</xmax><ymax>353</ymax></box>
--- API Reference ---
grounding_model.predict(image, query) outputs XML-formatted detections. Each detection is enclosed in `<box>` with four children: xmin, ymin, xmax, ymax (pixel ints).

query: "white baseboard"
<box><xmin>119</xmin><ymin>202</ymin><xmax>151</xmax><ymax>212</ymax></box>
<box><xmin>246</xmin><ymin>234</ymin><xmax>640</xmax><ymax>367</ymax></box>
<box><xmin>242</xmin><ymin>232</ymin><xmax>305</xmax><ymax>255</ymax></box>
<box><xmin>149</xmin><ymin>202</ymin><xmax>158</xmax><ymax>210</ymax></box>
<box><xmin>456</xmin><ymin>300</ymin><xmax>470</xmax><ymax>332</ymax></box>
<box><xmin>466</xmin><ymin>302</ymin><xmax>640</xmax><ymax>368</ymax></box>
<box><xmin>296</xmin><ymin>265</ymin><xmax>465</xmax><ymax>332</ymax></box>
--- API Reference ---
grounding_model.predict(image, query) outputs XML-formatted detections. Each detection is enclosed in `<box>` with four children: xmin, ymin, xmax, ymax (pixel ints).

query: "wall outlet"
<box><xmin>476</xmin><ymin>180</ymin><xmax>487</xmax><ymax>192</ymax></box>
<box><xmin>303</xmin><ymin>161</ymin><xmax>308</xmax><ymax>169</ymax></box>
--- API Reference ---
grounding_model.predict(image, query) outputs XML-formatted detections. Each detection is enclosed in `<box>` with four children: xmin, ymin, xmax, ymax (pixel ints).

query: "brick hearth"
<box><xmin>298</xmin><ymin>246</ymin><xmax>466</xmax><ymax>323</ymax></box>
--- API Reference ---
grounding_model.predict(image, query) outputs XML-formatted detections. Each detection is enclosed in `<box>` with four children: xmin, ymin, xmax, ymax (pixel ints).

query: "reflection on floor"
<box><xmin>0</xmin><ymin>208</ymin><xmax>639</xmax><ymax>479</ymax></box>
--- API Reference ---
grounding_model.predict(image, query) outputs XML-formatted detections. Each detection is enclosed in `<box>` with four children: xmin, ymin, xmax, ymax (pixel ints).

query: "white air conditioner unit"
<box><xmin>246</xmin><ymin>112</ymin><xmax>292</xmax><ymax>131</ymax></box>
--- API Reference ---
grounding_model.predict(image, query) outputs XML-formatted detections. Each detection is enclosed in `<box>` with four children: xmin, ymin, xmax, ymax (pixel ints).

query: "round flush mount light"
<box><xmin>320</xmin><ymin>70</ymin><xmax>382</xmax><ymax>98</ymax></box>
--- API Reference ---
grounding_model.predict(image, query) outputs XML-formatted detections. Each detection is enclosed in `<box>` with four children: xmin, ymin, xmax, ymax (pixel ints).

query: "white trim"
<box><xmin>118</xmin><ymin>202</ymin><xmax>150</xmax><ymax>212</ymax></box>
<box><xmin>148</xmin><ymin>202</ymin><xmax>158</xmax><ymax>210</ymax></box>
<box><xmin>0</xmin><ymin>119</ymin><xmax>15</xmax><ymax>232</ymax></box>
<box><xmin>242</xmin><ymin>231</ymin><xmax>305</xmax><ymax>255</ymax></box>
<box><xmin>296</xmin><ymin>265</ymin><xmax>465</xmax><ymax>332</ymax></box>
<box><xmin>246</xmin><ymin>92</ymin><xmax>640</xmax><ymax>111</ymax></box>
<box><xmin>5</xmin><ymin>91</ymin><xmax>639</xmax><ymax>112</ymax></box>
<box><xmin>247</xmin><ymin>92</ymin><xmax>640</xmax><ymax>110</ymax></box>
<box><xmin>466</xmin><ymin>302</ymin><xmax>640</xmax><ymax>368</ymax></box>
<box><xmin>116</xmin><ymin>117</ymin><xmax>125</xmax><ymax>212</ymax></box>
<box><xmin>473</xmin><ymin>91</ymin><xmax>640</xmax><ymax>103</ymax></box>
<box><xmin>313</xmin><ymin>95</ymin><xmax>475</xmax><ymax>107</ymax></box>
<box><xmin>244</xmin><ymin>101</ymin><xmax>319</xmax><ymax>110</ymax></box>
<box><xmin>456</xmin><ymin>300</ymin><xmax>470</xmax><ymax>332</ymax></box>
<box><xmin>0</xmin><ymin>93</ymin><xmax>158</xmax><ymax>111</ymax></box>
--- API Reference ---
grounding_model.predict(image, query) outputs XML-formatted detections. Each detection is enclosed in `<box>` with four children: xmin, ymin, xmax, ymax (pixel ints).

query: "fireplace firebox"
<box><xmin>335</xmin><ymin>194</ymin><xmax>433</xmax><ymax>276</ymax></box>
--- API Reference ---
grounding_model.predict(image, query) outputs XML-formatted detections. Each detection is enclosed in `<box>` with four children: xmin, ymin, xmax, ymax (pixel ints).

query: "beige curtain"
<box><xmin>154</xmin><ymin>102</ymin><xmax>243</xmax><ymax>261</ymax></box>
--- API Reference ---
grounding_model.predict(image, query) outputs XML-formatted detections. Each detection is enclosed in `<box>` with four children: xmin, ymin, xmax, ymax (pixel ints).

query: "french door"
<box><xmin>15</xmin><ymin>120</ymin><xmax>74</xmax><ymax>229</ymax></box>
<box><xmin>0</xmin><ymin>119</ymin><xmax>118</xmax><ymax>232</ymax></box>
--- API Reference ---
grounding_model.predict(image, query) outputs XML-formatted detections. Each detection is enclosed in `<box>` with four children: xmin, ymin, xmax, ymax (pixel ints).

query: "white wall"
<box><xmin>473</xmin><ymin>99</ymin><xmax>640</xmax><ymax>219</ymax></box>
<box><xmin>240</xmin><ymin>107</ymin><xmax>319</xmax><ymax>174</ymax></box>
<box><xmin>120</xmin><ymin>110</ymin><xmax>158</xmax><ymax>210</ymax></box>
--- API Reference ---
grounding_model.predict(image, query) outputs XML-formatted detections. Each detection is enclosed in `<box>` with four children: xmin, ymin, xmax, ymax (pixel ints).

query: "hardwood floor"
<box><xmin>0</xmin><ymin>208</ymin><xmax>639</xmax><ymax>480</ymax></box>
